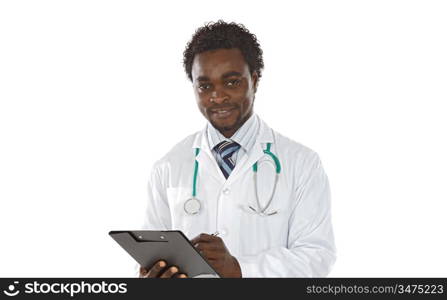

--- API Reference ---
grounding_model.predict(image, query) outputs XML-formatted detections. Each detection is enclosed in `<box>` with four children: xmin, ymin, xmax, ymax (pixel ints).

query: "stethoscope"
<box><xmin>183</xmin><ymin>143</ymin><xmax>281</xmax><ymax>217</ymax></box>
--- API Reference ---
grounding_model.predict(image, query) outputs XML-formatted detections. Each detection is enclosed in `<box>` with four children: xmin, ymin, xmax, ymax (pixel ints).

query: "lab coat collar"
<box><xmin>191</xmin><ymin>115</ymin><xmax>274</xmax><ymax>150</ymax></box>
<box><xmin>191</xmin><ymin>116</ymin><xmax>274</xmax><ymax>184</ymax></box>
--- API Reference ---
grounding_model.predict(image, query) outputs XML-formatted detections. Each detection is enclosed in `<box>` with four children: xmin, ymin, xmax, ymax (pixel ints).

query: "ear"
<box><xmin>251</xmin><ymin>71</ymin><xmax>259</xmax><ymax>93</ymax></box>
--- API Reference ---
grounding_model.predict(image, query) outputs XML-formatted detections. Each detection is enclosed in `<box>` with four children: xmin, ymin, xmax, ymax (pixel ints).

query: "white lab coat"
<box><xmin>142</xmin><ymin>118</ymin><xmax>336</xmax><ymax>277</ymax></box>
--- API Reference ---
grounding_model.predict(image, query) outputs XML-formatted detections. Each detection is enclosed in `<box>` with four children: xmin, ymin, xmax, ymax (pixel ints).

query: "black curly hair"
<box><xmin>183</xmin><ymin>20</ymin><xmax>264</xmax><ymax>82</ymax></box>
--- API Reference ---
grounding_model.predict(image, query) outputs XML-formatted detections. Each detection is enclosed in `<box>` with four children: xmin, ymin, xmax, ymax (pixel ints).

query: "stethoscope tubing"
<box><xmin>186</xmin><ymin>142</ymin><xmax>281</xmax><ymax>216</ymax></box>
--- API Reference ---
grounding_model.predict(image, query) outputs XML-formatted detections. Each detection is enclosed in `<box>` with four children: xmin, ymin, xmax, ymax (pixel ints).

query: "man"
<box><xmin>139</xmin><ymin>20</ymin><xmax>336</xmax><ymax>278</ymax></box>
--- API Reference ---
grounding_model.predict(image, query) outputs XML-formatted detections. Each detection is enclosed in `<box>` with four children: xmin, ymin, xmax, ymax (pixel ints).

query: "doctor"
<box><xmin>139</xmin><ymin>21</ymin><xmax>336</xmax><ymax>278</ymax></box>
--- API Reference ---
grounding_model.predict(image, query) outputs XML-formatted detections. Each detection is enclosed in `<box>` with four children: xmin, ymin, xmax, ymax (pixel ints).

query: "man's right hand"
<box><xmin>139</xmin><ymin>260</ymin><xmax>188</xmax><ymax>278</ymax></box>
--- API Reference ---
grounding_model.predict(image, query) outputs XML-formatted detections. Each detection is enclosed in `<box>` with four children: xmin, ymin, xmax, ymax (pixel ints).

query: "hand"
<box><xmin>139</xmin><ymin>260</ymin><xmax>188</xmax><ymax>278</ymax></box>
<box><xmin>191</xmin><ymin>233</ymin><xmax>242</xmax><ymax>278</ymax></box>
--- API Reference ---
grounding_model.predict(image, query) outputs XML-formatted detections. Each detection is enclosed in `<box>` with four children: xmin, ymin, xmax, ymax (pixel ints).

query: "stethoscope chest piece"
<box><xmin>184</xmin><ymin>197</ymin><xmax>201</xmax><ymax>215</ymax></box>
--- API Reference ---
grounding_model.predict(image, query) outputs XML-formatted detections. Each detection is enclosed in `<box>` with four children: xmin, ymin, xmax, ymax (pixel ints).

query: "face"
<box><xmin>191</xmin><ymin>48</ymin><xmax>258</xmax><ymax>138</ymax></box>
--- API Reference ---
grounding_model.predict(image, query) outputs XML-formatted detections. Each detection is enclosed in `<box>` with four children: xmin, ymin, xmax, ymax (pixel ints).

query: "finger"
<box><xmin>139</xmin><ymin>267</ymin><xmax>148</xmax><ymax>278</ymax></box>
<box><xmin>195</xmin><ymin>244</ymin><xmax>221</xmax><ymax>258</ymax></box>
<box><xmin>194</xmin><ymin>240</ymin><xmax>224</xmax><ymax>258</ymax></box>
<box><xmin>193</xmin><ymin>235</ymin><xmax>223</xmax><ymax>249</ymax></box>
<box><xmin>191</xmin><ymin>233</ymin><xmax>216</xmax><ymax>245</ymax></box>
<box><xmin>145</xmin><ymin>260</ymin><xmax>167</xmax><ymax>278</ymax></box>
<box><xmin>160</xmin><ymin>266</ymin><xmax>179</xmax><ymax>278</ymax></box>
<box><xmin>198</xmin><ymin>248</ymin><xmax>221</xmax><ymax>260</ymax></box>
<box><xmin>195</xmin><ymin>241</ymin><xmax>222</xmax><ymax>251</ymax></box>
<box><xmin>195</xmin><ymin>243</ymin><xmax>222</xmax><ymax>258</ymax></box>
<box><xmin>175</xmin><ymin>273</ymin><xmax>188</xmax><ymax>278</ymax></box>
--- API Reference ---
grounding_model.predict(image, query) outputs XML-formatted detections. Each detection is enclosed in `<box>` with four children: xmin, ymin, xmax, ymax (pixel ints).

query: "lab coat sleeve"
<box><xmin>142</xmin><ymin>162</ymin><xmax>172</xmax><ymax>230</ymax></box>
<box><xmin>237</xmin><ymin>153</ymin><xmax>336</xmax><ymax>277</ymax></box>
<box><xmin>135</xmin><ymin>162</ymin><xmax>172</xmax><ymax>277</ymax></box>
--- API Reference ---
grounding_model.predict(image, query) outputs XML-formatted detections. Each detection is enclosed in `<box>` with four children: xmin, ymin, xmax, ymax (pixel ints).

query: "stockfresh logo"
<box><xmin>3</xmin><ymin>281</ymin><xmax>20</xmax><ymax>297</ymax></box>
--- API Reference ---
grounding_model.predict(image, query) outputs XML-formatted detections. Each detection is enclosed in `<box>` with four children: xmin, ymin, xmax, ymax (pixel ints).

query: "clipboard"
<box><xmin>109</xmin><ymin>230</ymin><xmax>220</xmax><ymax>278</ymax></box>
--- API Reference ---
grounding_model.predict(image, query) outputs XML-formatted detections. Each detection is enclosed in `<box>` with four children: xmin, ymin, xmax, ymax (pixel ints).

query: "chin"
<box><xmin>212</xmin><ymin>119</ymin><xmax>237</xmax><ymax>131</ymax></box>
<box><xmin>215</xmin><ymin>121</ymin><xmax>235</xmax><ymax>130</ymax></box>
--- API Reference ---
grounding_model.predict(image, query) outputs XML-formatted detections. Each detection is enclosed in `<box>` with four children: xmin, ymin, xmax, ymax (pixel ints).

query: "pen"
<box><xmin>211</xmin><ymin>232</ymin><xmax>219</xmax><ymax>236</ymax></box>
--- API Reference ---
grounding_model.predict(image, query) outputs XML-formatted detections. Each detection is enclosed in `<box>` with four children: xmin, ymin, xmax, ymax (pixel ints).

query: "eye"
<box><xmin>198</xmin><ymin>83</ymin><xmax>212</xmax><ymax>91</ymax></box>
<box><xmin>226</xmin><ymin>79</ymin><xmax>241</xmax><ymax>87</ymax></box>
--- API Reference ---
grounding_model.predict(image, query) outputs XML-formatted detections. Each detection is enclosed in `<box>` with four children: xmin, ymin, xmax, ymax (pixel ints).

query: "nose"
<box><xmin>210</xmin><ymin>90</ymin><xmax>229</xmax><ymax>104</ymax></box>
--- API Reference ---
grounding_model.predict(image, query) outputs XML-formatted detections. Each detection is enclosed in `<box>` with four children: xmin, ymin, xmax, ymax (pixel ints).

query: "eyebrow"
<box><xmin>222</xmin><ymin>71</ymin><xmax>242</xmax><ymax>79</ymax></box>
<box><xmin>195</xmin><ymin>71</ymin><xmax>243</xmax><ymax>82</ymax></box>
<box><xmin>196</xmin><ymin>76</ymin><xmax>209</xmax><ymax>82</ymax></box>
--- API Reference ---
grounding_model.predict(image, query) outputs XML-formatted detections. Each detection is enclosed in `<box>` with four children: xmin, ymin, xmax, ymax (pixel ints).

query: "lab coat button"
<box><xmin>222</xmin><ymin>188</ymin><xmax>230</xmax><ymax>195</ymax></box>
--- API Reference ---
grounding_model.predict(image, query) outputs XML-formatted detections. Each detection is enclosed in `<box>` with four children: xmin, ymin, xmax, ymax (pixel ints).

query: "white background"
<box><xmin>1</xmin><ymin>0</ymin><xmax>446</xmax><ymax>277</ymax></box>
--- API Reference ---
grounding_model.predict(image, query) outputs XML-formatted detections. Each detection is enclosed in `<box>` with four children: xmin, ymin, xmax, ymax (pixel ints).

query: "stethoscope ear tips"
<box><xmin>248</xmin><ymin>205</ymin><xmax>278</xmax><ymax>216</ymax></box>
<box><xmin>249</xmin><ymin>206</ymin><xmax>257</xmax><ymax>212</ymax></box>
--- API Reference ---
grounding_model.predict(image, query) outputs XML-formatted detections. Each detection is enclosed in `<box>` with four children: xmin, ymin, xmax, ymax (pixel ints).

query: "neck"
<box><xmin>220</xmin><ymin>129</ymin><xmax>237</xmax><ymax>139</ymax></box>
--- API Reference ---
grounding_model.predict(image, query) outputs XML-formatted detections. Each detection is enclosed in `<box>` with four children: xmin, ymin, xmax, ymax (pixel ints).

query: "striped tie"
<box><xmin>214</xmin><ymin>141</ymin><xmax>241</xmax><ymax>179</ymax></box>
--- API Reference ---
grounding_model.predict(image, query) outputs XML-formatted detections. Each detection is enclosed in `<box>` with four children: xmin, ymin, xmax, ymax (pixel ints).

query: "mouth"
<box><xmin>210</xmin><ymin>107</ymin><xmax>236</xmax><ymax>119</ymax></box>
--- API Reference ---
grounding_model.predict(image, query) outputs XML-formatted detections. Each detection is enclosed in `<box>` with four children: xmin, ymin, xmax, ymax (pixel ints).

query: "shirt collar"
<box><xmin>206</xmin><ymin>113</ymin><xmax>258</xmax><ymax>152</ymax></box>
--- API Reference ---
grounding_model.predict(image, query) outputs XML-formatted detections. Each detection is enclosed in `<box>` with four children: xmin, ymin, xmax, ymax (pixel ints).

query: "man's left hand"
<box><xmin>191</xmin><ymin>233</ymin><xmax>242</xmax><ymax>278</ymax></box>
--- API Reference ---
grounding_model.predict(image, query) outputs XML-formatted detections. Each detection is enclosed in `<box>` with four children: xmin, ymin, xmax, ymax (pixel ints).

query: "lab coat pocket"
<box><xmin>239</xmin><ymin>206</ymin><xmax>286</xmax><ymax>256</ymax></box>
<box><xmin>238</xmin><ymin>172</ymin><xmax>291</xmax><ymax>256</ymax></box>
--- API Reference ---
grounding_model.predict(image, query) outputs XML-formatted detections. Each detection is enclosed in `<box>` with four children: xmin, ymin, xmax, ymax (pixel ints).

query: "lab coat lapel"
<box><xmin>191</xmin><ymin>127</ymin><xmax>225</xmax><ymax>183</ymax></box>
<box><xmin>226</xmin><ymin>119</ymin><xmax>274</xmax><ymax>185</ymax></box>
